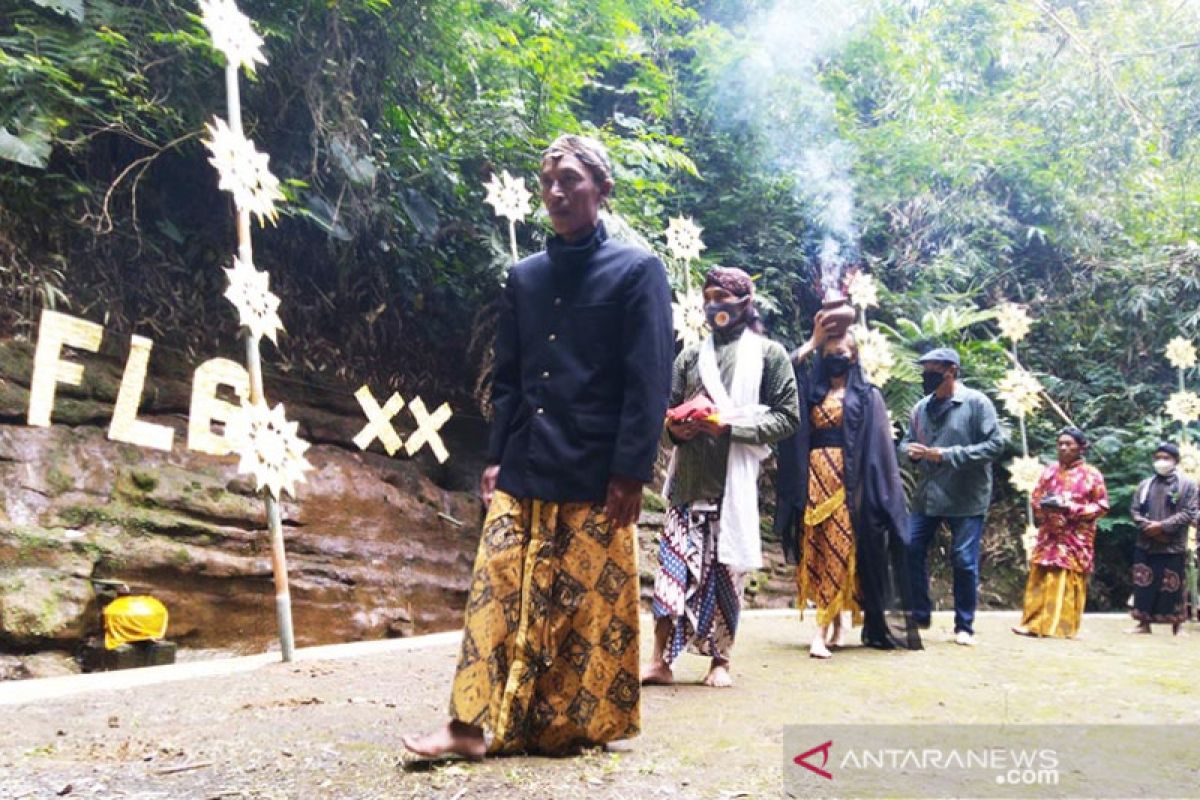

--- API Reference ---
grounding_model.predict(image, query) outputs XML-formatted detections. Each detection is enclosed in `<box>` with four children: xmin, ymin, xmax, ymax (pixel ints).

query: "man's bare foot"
<box><xmin>1125</xmin><ymin>623</ymin><xmax>1151</xmax><ymax>635</ymax></box>
<box><xmin>401</xmin><ymin>720</ymin><xmax>486</xmax><ymax>761</ymax></box>
<box><xmin>702</xmin><ymin>661</ymin><xmax>734</xmax><ymax>688</ymax></box>
<box><xmin>1011</xmin><ymin>626</ymin><xmax>1034</xmax><ymax>637</ymax></box>
<box><xmin>640</xmin><ymin>659</ymin><xmax>675</xmax><ymax>686</ymax></box>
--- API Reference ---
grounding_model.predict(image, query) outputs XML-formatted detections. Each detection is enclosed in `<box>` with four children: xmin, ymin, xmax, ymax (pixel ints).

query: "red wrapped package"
<box><xmin>666</xmin><ymin>394</ymin><xmax>720</xmax><ymax>424</ymax></box>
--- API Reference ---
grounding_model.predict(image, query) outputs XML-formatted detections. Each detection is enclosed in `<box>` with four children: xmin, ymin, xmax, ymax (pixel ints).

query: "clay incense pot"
<box><xmin>820</xmin><ymin>286</ymin><xmax>855</xmax><ymax>338</ymax></box>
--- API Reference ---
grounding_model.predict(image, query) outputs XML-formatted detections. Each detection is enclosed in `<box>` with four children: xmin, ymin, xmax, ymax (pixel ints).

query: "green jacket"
<box><xmin>664</xmin><ymin>331</ymin><xmax>800</xmax><ymax>506</ymax></box>
<box><xmin>898</xmin><ymin>383</ymin><xmax>1007</xmax><ymax>517</ymax></box>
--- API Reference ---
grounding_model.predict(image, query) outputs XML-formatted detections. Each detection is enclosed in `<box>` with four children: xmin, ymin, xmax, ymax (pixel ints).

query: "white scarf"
<box><xmin>698</xmin><ymin>329</ymin><xmax>770</xmax><ymax>571</ymax></box>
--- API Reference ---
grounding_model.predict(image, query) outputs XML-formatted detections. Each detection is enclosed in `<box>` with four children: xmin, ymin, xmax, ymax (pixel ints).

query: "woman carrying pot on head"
<box><xmin>775</xmin><ymin>314</ymin><xmax>922</xmax><ymax>658</ymax></box>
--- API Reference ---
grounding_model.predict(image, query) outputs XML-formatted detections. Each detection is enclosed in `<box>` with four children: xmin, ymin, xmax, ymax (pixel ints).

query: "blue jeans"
<box><xmin>905</xmin><ymin>513</ymin><xmax>985</xmax><ymax>635</ymax></box>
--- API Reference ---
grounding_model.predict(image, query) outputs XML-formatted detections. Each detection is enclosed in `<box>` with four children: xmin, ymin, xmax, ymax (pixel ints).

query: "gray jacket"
<box><xmin>898</xmin><ymin>384</ymin><xmax>1007</xmax><ymax>517</ymax></box>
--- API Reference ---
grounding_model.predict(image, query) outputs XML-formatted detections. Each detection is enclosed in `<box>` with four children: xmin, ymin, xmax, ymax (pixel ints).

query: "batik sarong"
<box><xmin>652</xmin><ymin>503</ymin><xmax>743</xmax><ymax>664</ymax></box>
<box><xmin>449</xmin><ymin>491</ymin><xmax>640</xmax><ymax>755</ymax></box>
<box><xmin>1131</xmin><ymin>548</ymin><xmax>1187</xmax><ymax>624</ymax></box>
<box><xmin>1019</xmin><ymin>563</ymin><xmax>1086</xmax><ymax>638</ymax></box>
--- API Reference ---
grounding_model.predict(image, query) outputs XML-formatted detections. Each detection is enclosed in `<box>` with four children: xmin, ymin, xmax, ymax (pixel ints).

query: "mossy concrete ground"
<box><xmin>1</xmin><ymin>610</ymin><xmax>1197</xmax><ymax>799</ymax></box>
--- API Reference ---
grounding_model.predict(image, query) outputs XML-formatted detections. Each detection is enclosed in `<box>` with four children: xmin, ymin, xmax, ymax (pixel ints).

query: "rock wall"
<box><xmin>0</xmin><ymin>337</ymin><xmax>488</xmax><ymax>666</ymax></box>
<box><xmin>0</xmin><ymin>336</ymin><xmax>806</xmax><ymax>678</ymax></box>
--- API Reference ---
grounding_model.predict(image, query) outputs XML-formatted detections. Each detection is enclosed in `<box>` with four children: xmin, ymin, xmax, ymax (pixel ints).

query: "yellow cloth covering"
<box><xmin>450</xmin><ymin>491</ymin><xmax>641</xmax><ymax>755</ymax></box>
<box><xmin>103</xmin><ymin>595</ymin><xmax>168</xmax><ymax>650</ymax></box>
<box><xmin>1019</xmin><ymin>563</ymin><xmax>1086</xmax><ymax>638</ymax></box>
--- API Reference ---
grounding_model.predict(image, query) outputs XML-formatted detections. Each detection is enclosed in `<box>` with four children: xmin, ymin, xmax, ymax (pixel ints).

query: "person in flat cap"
<box><xmin>1128</xmin><ymin>442</ymin><xmax>1198</xmax><ymax>635</ymax></box>
<box><xmin>1012</xmin><ymin>427</ymin><xmax>1109</xmax><ymax>638</ymax></box>
<box><xmin>642</xmin><ymin>265</ymin><xmax>799</xmax><ymax>687</ymax></box>
<box><xmin>404</xmin><ymin>133</ymin><xmax>673</xmax><ymax>758</ymax></box>
<box><xmin>898</xmin><ymin>346</ymin><xmax>1007</xmax><ymax>646</ymax></box>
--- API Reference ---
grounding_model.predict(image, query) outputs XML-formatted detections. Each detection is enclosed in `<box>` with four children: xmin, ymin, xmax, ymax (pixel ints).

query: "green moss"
<box><xmin>641</xmin><ymin>488</ymin><xmax>666</xmax><ymax>513</ymax></box>
<box><xmin>129</xmin><ymin>469</ymin><xmax>159</xmax><ymax>493</ymax></box>
<box><xmin>45</xmin><ymin>465</ymin><xmax>74</xmax><ymax>495</ymax></box>
<box><xmin>169</xmin><ymin>546</ymin><xmax>193</xmax><ymax>567</ymax></box>
<box><xmin>744</xmin><ymin>570</ymin><xmax>768</xmax><ymax>595</ymax></box>
<box><xmin>0</xmin><ymin>340</ymin><xmax>33</xmax><ymax>381</ymax></box>
<box><xmin>4</xmin><ymin>526</ymin><xmax>69</xmax><ymax>564</ymax></box>
<box><xmin>69</xmin><ymin>538</ymin><xmax>107</xmax><ymax>561</ymax></box>
<box><xmin>58</xmin><ymin>502</ymin><xmax>228</xmax><ymax>541</ymax></box>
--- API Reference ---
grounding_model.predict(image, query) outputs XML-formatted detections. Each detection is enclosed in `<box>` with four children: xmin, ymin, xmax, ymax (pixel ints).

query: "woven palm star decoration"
<box><xmin>851</xmin><ymin>324</ymin><xmax>894</xmax><ymax>386</ymax></box>
<box><xmin>224</xmin><ymin>256</ymin><xmax>283</xmax><ymax>343</ymax></box>
<box><xmin>1165</xmin><ymin>337</ymin><xmax>1197</xmax><ymax>370</ymax></box>
<box><xmin>672</xmin><ymin>290</ymin><xmax>707</xmax><ymax>348</ymax></box>
<box><xmin>198</xmin><ymin>0</ymin><xmax>267</xmax><ymax>74</ymax></box>
<box><xmin>202</xmin><ymin>117</ymin><xmax>284</xmax><ymax>225</ymax></box>
<box><xmin>665</xmin><ymin>216</ymin><xmax>705</xmax><ymax>264</ymax></box>
<box><xmin>997</xmin><ymin>367</ymin><xmax>1043</xmax><ymax>417</ymax></box>
<box><xmin>995</xmin><ymin>302</ymin><xmax>1033</xmax><ymax>343</ymax></box>
<box><xmin>229</xmin><ymin>401</ymin><xmax>313</xmax><ymax>499</ymax></box>
<box><xmin>846</xmin><ymin>271</ymin><xmax>880</xmax><ymax>310</ymax></box>
<box><xmin>1021</xmin><ymin>524</ymin><xmax>1039</xmax><ymax>561</ymax></box>
<box><xmin>1165</xmin><ymin>390</ymin><xmax>1200</xmax><ymax>425</ymax></box>
<box><xmin>483</xmin><ymin>170</ymin><xmax>532</xmax><ymax>223</ymax></box>
<box><xmin>1008</xmin><ymin>455</ymin><xmax>1044</xmax><ymax>495</ymax></box>
<box><xmin>1178</xmin><ymin>442</ymin><xmax>1200</xmax><ymax>481</ymax></box>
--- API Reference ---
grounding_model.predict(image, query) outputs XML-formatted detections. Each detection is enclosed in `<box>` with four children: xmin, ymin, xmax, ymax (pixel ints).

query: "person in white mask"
<box><xmin>1129</xmin><ymin>443</ymin><xmax>1198</xmax><ymax>635</ymax></box>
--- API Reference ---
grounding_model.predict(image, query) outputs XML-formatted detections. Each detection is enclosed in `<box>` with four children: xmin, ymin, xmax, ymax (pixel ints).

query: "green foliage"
<box><xmin>0</xmin><ymin>0</ymin><xmax>702</xmax><ymax>399</ymax></box>
<box><xmin>2</xmin><ymin>0</ymin><xmax>1199</xmax><ymax>606</ymax></box>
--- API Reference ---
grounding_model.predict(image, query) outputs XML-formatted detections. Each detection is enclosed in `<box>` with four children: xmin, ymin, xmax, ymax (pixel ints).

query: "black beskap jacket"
<box><xmin>488</xmin><ymin>222</ymin><xmax>674</xmax><ymax>504</ymax></box>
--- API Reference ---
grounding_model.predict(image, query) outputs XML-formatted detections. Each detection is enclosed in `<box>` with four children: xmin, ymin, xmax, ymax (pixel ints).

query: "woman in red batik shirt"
<box><xmin>1013</xmin><ymin>427</ymin><xmax>1109</xmax><ymax>639</ymax></box>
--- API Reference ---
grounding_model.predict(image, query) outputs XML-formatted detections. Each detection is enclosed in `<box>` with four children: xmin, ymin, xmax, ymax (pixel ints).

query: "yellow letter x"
<box><xmin>405</xmin><ymin>397</ymin><xmax>452</xmax><ymax>463</ymax></box>
<box><xmin>352</xmin><ymin>386</ymin><xmax>405</xmax><ymax>456</ymax></box>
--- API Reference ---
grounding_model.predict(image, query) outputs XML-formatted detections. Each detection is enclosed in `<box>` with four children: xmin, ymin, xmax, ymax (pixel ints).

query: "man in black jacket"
<box><xmin>404</xmin><ymin>134</ymin><xmax>673</xmax><ymax>758</ymax></box>
<box><xmin>1128</xmin><ymin>442</ymin><xmax>1198</xmax><ymax>636</ymax></box>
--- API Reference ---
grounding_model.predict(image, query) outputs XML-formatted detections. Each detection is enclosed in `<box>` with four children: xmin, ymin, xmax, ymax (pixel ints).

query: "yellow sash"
<box><xmin>804</xmin><ymin>487</ymin><xmax>846</xmax><ymax>526</ymax></box>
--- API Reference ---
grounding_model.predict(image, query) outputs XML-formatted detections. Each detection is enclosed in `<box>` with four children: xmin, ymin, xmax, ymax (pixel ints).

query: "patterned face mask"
<box><xmin>704</xmin><ymin>297</ymin><xmax>751</xmax><ymax>331</ymax></box>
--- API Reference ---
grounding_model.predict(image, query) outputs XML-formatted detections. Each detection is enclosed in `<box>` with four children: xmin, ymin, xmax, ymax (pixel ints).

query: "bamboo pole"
<box><xmin>225</xmin><ymin>61</ymin><xmax>295</xmax><ymax>662</ymax></box>
<box><xmin>1014</xmin><ymin>341</ymin><xmax>1034</xmax><ymax>528</ymax></box>
<box><xmin>1180</xmin><ymin>367</ymin><xmax>1189</xmax><ymax>445</ymax></box>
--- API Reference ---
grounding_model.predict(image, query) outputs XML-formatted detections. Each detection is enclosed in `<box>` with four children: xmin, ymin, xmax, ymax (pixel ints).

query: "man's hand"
<box><xmin>923</xmin><ymin>447</ymin><xmax>944</xmax><ymax>464</ymax></box>
<box><xmin>605</xmin><ymin>475</ymin><xmax>645</xmax><ymax>528</ymax></box>
<box><xmin>1144</xmin><ymin>520</ymin><xmax>1165</xmax><ymax>538</ymax></box>
<box><xmin>667</xmin><ymin>419</ymin><xmax>702</xmax><ymax>441</ymax></box>
<box><xmin>693</xmin><ymin>419</ymin><xmax>730</xmax><ymax>438</ymax></box>
<box><xmin>480</xmin><ymin>465</ymin><xmax>500</xmax><ymax>507</ymax></box>
<box><xmin>907</xmin><ymin>443</ymin><xmax>928</xmax><ymax>461</ymax></box>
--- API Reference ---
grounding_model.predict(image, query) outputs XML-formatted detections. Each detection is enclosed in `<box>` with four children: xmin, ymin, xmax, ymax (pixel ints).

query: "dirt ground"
<box><xmin>1</xmin><ymin>611</ymin><xmax>1197</xmax><ymax>800</ymax></box>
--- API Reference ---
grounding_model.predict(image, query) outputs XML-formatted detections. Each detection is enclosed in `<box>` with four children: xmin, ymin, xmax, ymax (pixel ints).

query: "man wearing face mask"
<box><xmin>642</xmin><ymin>267</ymin><xmax>799</xmax><ymax>689</ymax></box>
<box><xmin>898</xmin><ymin>347</ymin><xmax>1006</xmax><ymax>646</ymax></box>
<box><xmin>775</xmin><ymin>321</ymin><xmax>922</xmax><ymax>659</ymax></box>
<box><xmin>1128</xmin><ymin>443</ymin><xmax>1198</xmax><ymax>636</ymax></box>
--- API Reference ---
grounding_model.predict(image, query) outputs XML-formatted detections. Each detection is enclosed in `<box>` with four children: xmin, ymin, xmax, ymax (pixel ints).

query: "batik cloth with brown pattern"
<box><xmin>449</xmin><ymin>490</ymin><xmax>641</xmax><ymax>755</ymax></box>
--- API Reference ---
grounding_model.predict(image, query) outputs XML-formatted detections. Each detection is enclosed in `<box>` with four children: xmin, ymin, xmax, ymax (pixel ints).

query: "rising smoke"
<box><xmin>713</xmin><ymin>0</ymin><xmax>876</xmax><ymax>293</ymax></box>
